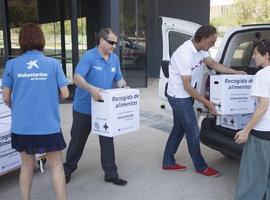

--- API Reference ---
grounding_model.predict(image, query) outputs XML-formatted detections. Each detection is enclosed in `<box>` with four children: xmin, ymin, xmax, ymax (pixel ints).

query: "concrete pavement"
<box><xmin>0</xmin><ymin>79</ymin><xmax>240</xmax><ymax>200</ymax></box>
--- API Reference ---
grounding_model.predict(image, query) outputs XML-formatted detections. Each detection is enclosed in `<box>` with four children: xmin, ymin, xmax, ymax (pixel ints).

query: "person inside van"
<box><xmin>234</xmin><ymin>39</ymin><xmax>270</xmax><ymax>200</ymax></box>
<box><xmin>162</xmin><ymin>24</ymin><xmax>246</xmax><ymax>176</ymax></box>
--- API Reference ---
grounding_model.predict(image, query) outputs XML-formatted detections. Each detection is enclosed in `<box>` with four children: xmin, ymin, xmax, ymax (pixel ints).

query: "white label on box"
<box><xmin>210</xmin><ymin>75</ymin><xmax>255</xmax><ymax>115</ymax></box>
<box><xmin>92</xmin><ymin>88</ymin><xmax>140</xmax><ymax>137</ymax></box>
<box><xmin>0</xmin><ymin>115</ymin><xmax>44</xmax><ymax>175</ymax></box>
<box><xmin>220</xmin><ymin>114</ymin><xmax>252</xmax><ymax>130</ymax></box>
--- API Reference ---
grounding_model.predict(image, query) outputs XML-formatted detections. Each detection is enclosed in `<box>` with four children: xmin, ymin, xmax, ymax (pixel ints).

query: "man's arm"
<box><xmin>204</xmin><ymin>57</ymin><xmax>246</xmax><ymax>74</ymax></box>
<box><xmin>73</xmin><ymin>74</ymin><xmax>103</xmax><ymax>101</ymax></box>
<box><xmin>182</xmin><ymin>75</ymin><xmax>217</xmax><ymax>115</ymax></box>
<box><xmin>116</xmin><ymin>79</ymin><xmax>127</xmax><ymax>88</ymax></box>
<box><xmin>3</xmin><ymin>87</ymin><xmax>11</xmax><ymax>108</ymax></box>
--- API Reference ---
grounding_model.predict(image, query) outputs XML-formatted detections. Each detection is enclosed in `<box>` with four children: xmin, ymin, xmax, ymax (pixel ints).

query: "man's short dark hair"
<box><xmin>19</xmin><ymin>23</ymin><xmax>45</xmax><ymax>53</ymax></box>
<box><xmin>96</xmin><ymin>28</ymin><xmax>115</xmax><ymax>45</ymax></box>
<box><xmin>194</xmin><ymin>25</ymin><xmax>217</xmax><ymax>43</ymax></box>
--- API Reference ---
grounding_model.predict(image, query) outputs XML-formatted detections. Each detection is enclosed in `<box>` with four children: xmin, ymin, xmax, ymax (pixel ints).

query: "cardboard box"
<box><xmin>0</xmin><ymin>101</ymin><xmax>11</xmax><ymax>118</ymax></box>
<box><xmin>220</xmin><ymin>114</ymin><xmax>252</xmax><ymax>130</ymax></box>
<box><xmin>0</xmin><ymin>79</ymin><xmax>11</xmax><ymax>118</ymax></box>
<box><xmin>0</xmin><ymin>95</ymin><xmax>20</xmax><ymax>174</ymax></box>
<box><xmin>210</xmin><ymin>75</ymin><xmax>255</xmax><ymax>115</ymax></box>
<box><xmin>91</xmin><ymin>88</ymin><xmax>140</xmax><ymax>137</ymax></box>
<box><xmin>0</xmin><ymin>117</ymin><xmax>22</xmax><ymax>174</ymax></box>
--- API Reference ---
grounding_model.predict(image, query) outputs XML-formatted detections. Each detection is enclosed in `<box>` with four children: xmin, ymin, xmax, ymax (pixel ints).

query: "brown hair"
<box><xmin>194</xmin><ymin>24</ymin><xmax>217</xmax><ymax>43</ymax></box>
<box><xmin>19</xmin><ymin>23</ymin><xmax>45</xmax><ymax>53</ymax></box>
<box><xmin>255</xmin><ymin>39</ymin><xmax>270</xmax><ymax>58</ymax></box>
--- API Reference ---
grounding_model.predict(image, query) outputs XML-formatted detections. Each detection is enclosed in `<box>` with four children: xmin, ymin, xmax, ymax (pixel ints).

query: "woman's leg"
<box><xmin>47</xmin><ymin>151</ymin><xmax>67</xmax><ymax>200</ymax></box>
<box><xmin>20</xmin><ymin>151</ymin><xmax>35</xmax><ymax>200</ymax></box>
<box><xmin>234</xmin><ymin>135</ymin><xmax>270</xmax><ymax>200</ymax></box>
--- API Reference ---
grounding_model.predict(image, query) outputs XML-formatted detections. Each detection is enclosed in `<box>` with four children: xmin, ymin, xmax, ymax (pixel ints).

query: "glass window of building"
<box><xmin>8</xmin><ymin>0</ymin><xmax>38</xmax><ymax>57</ymax></box>
<box><xmin>5</xmin><ymin>0</ymin><xmax>84</xmax><ymax>83</ymax></box>
<box><xmin>7</xmin><ymin>0</ymin><xmax>63</xmax><ymax>58</ymax></box>
<box><xmin>0</xmin><ymin>10</ymin><xmax>4</xmax><ymax>77</ymax></box>
<box><xmin>120</xmin><ymin>0</ymin><xmax>147</xmax><ymax>87</ymax></box>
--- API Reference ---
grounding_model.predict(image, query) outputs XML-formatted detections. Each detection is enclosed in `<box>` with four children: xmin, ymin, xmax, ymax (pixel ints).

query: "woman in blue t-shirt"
<box><xmin>2</xmin><ymin>23</ymin><xmax>69</xmax><ymax>200</ymax></box>
<box><xmin>234</xmin><ymin>39</ymin><xmax>270</xmax><ymax>200</ymax></box>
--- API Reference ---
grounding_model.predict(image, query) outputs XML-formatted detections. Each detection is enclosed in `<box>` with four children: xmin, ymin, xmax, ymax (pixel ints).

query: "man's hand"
<box><xmin>116</xmin><ymin>79</ymin><xmax>127</xmax><ymax>88</ymax></box>
<box><xmin>234</xmin><ymin>129</ymin><xmax>249</xmax><ymax>144</ymax></box>
<box><xmin>88</xmin><ymin>85</ymin><xmax>103</xmax><ymax>101</ymax></box>
<box><xmin>204</xmin><ymin>101</ymin><xmax>217</xmax><ymax>115</ymax></box>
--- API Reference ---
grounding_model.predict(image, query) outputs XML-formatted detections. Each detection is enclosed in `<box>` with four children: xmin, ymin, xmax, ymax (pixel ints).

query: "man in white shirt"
<box><xmin>162</xmin><ymin>24</ymin><xmax>245</xmax><ymax>176</ymax></box>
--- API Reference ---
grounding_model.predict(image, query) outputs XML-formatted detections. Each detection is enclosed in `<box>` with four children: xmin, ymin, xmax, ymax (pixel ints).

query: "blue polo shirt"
<box><xmin>2</xmin><ymin>50</ymin><xmax>69</xmax><ymax>135</ymax></box>
<box><xmin>73</xmin><ymin>47</ymin><xmax>123</xmax><ymax>115</ymax></box>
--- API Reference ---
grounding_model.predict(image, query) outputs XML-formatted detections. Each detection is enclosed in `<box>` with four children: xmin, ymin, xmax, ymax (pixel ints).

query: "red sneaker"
<box><xmin>197</xmin><ymin>167</ymin><xmax>220</xmax><ymax>177</ymax></box>
<box><xmin>162</xmin><ymin>164</ymin><xmax>187</xmax><ymax>171</ymax></box>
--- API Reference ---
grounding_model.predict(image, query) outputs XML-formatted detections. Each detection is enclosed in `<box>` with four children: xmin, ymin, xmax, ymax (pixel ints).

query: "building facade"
<box><xmin>0</xmin><ymin>0</ymin><xmax>210</xmax><ymax>89</ymax></box>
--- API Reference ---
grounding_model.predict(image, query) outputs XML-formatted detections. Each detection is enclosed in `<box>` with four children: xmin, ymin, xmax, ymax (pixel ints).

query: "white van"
<box><xmin>159</xmin><ymin>16</ymin><xmax>270</xmax><ymax>159</ymax></box>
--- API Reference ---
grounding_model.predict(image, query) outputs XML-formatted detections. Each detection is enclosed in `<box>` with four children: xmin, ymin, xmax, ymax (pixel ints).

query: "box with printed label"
<box><xmin>0</xmin><ymin>79</ymin><xmax>11</xmax><ymax>118</ymax></box>
<box><xmin>220</xmin><ymin>114</ymin><xmax>252</xmax><ymax>130</ymax></box>
<box><xmin>0</xmin><ymin>101</ymin><xmax>11</xmax><ymax>118</ymax></box>
<box><xmin>91</xmin><ymin>88</ymin><xmax>140</xmax><ymax>137</ymax></box>
<box><xmin>0</xmin><ymin>117</ymin><xmax>22</xmax><ymax>175</ymax></box>
<box><xmin>210</xmin><ymin>75</ymin><xmax>255</xmax><ymax>115</ymax></box>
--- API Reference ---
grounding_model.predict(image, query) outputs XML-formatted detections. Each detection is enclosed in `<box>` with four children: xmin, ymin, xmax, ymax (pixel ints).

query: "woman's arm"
<box><xmin>59</xmin><ymin>86</ymin><xmax>69</xmax><ymax>100</ymax></box>
<box><xmin>234</xmin><ymin>96</ymin><xmax>269</xmax><ymax>144</ymax></box>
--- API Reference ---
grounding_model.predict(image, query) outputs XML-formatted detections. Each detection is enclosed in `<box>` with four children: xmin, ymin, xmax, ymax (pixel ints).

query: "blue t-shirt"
<box><xmin>2</xmin><ymin>50</ymin><xmax>69</xmax><ymax>135</ymax></box>
<box><xmin>73</xmin><ymin>47</ymin><xmax>123</xmax><ymax>114</ymax></box>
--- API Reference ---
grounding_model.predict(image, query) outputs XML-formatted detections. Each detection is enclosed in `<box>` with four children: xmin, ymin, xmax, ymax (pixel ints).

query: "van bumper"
<box><xmin>200</xmin><ymin>117</ymin><xmax>243</xmax><ymax>160</ymax></box>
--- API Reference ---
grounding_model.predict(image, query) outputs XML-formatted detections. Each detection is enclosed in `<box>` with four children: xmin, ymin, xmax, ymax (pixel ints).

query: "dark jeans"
<box><xmin>64</xmin><ymin>110</ymin><xmax>118</xmax><ymax>179</ymax></box>
<box><xmin>162</xmin><ymin>96</ymin><xmax>207</xmax><ymax>171</ymax></box>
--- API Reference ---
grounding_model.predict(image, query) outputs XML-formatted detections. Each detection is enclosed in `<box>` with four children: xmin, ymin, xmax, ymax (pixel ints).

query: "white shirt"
<box><xmin>167</xmin><ymin>39</ymin><xmax>209</xmax><ymax>98</ymax></box>
<box><xmin>250</xmin><ymin>65</ymin><xmax>270</xmax><ymax>131</ymax></box>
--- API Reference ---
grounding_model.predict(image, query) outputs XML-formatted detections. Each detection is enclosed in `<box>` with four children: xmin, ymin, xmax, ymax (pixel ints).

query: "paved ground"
<box><xmin>0</xmin><ymin>79</ymin><xmax>240</xmax><ymax>200</ymax></box>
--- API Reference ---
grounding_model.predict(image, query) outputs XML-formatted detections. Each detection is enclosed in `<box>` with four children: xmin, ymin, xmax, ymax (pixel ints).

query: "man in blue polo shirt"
<box><xmin>64</xmin><ymin>28</ymin><xmax>127</xmax><ymax>186</ymax></box>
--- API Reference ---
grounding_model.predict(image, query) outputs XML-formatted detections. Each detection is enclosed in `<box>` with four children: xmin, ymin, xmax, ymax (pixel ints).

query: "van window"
<box><xmin>169</xmin><ymin>31</ymin><xmax>192</xmax><ymax>57</ymax></box>
<box><xmin>231</xmin><ymin>41</ymin><xmax>254</xmax><ymax>67</ymax></box>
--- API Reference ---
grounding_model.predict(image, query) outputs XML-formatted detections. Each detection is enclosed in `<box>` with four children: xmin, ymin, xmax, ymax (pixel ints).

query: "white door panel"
<box><xmin>161</xmin><ymin>17</ymin><xmax>200</xmax><ymax>61</ymax></box>
<box><xmin>159</xmin><ymin>17</ymin><xmax>200</xmax><ymax>105</ymax></box>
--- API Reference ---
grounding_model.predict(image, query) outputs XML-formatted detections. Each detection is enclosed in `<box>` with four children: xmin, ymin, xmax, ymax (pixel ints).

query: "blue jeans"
<box><xmin>162</xmin><ymin>96</ymin><xmax>207</xmax><ymax>171</ymax></box>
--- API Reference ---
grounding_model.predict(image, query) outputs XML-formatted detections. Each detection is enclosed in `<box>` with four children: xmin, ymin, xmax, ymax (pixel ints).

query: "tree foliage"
<box><xmin>234</xmin><ymin>0</ymin><xmax>270</xmax><ymax>24</ymax></box>
<box><xmin>120</xmin><ymin>0</ymin><xmax>146</xmax><ymax>37</ymax></box>
<box><xmin>211</xmin><ymin>0</ymin><xmax>270</xmax><ymax>31</ymax></box>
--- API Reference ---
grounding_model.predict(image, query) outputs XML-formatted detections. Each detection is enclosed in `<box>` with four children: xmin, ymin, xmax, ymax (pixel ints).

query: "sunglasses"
<box><xmin>104</xmin><ymin>39</ymin><xmax>117</xmax><ymax>46</ymax></box>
